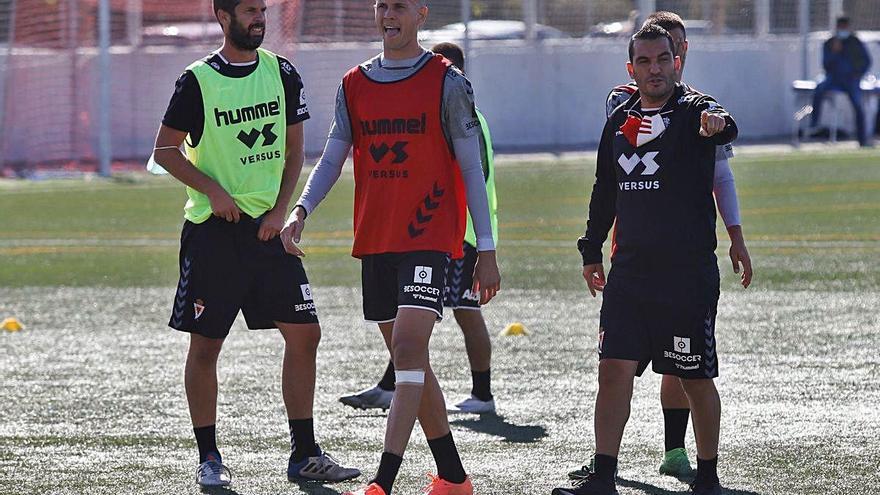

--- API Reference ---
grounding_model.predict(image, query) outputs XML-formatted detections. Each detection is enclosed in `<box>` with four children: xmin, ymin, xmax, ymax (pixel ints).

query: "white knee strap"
<box><xmin>395</xmin><ymin>369</ymin><xmax>425</xmax><ymax>385</ymax></box>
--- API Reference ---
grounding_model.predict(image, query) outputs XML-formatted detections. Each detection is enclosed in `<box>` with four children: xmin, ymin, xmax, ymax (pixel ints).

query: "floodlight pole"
<box><xmin>461</xmin><ymin>0</ymin><xmax>470</xmax><ymax>63</ymax></box>
<box><xmin>754</xmin><ymin>0</ymin><xmax>770</xmax><ymax>38</ymax></box>
<box><xmin>523</xmin><ymin>0</ymin><xmax>537</xmax><ymax>42</ymax></box>
<box><xmin>637</xmin><ymin>0</ymin><xmax>656</xmax><ymax>30</ymax></box>
<box><xmin>798</xmin><ymin>0</ymin><xmax>809</xmax><ymax>81</ymax></box>
<box><xmin>828</xmin><ymin>0</ymin><xmax>843</xmax><ymax>32</ymax></box>
<box><xmin>126</xmin><ymin>0</ymin><xmax>141</xmax><ymax>47</ymax></box>
<box><xmin>98</xmin><ymin>0</ymin><xmax>111</xmax><ymax>177</ymax></box>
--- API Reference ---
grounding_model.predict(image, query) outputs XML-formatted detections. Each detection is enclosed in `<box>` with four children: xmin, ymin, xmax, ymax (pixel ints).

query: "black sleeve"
<box><xmin>277</xmin><ymin>56</ymin><xmax>310</xmax><ymax>125</ymax></box>
<box><xmin>162</xmin><ymin>70</ymin><xmax>203</xmax><ymax>136</ymax></box>
<box><xmin>578</xmin><ymin>120</ymin><xmax>618</xmax><ymax>266</ymax></box>
<box><xmin>693</xmin><ymin>95</ymin><xmax>738</xmax><ymax>146</ymax></box>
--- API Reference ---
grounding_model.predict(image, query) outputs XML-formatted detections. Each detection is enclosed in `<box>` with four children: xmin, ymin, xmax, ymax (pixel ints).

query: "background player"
<box><xmin>553</xmin><ymin>24</ymin><xmax>738</xmax><ymax>495</ymax></box>
<box><xmin>281</xmin><ymin>1</ymin><xmax>501</xmax><ymax>494</ymax></box>
<box><xmin>338</xmin><ymin>40</ymin><xmax>500</xmax><ymax>415</ymax></box>
<box><xmin>151</xmin><ymin>0</ymin><xmax>359</xmax><ymax>487</ymax></box>
<box><xmin>568</xmin><ymin>11</ymin><xmax>752</xmax><ymax>482</ymax></box>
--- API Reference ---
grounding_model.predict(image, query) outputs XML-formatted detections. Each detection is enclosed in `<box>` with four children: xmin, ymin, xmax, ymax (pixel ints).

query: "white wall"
<box><xmin>2</xmin><ymin>35</ymin><xmax>879</xmax><ymax>163</ymax></box>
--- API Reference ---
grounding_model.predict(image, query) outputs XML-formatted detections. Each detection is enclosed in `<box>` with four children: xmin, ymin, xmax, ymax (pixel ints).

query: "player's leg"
<box><xmin>649</xmin><ymin>286</ymin><xmax>722</xmax><ymax>495</ymax></box>
<box><xmin>453</xmin><ymin>309</ymin><xmax>494</xmax><ymax>410</ymax></box>
<box><xmin>680</xmin><ymin>378</ymin><xmax>721</xmax><ymax>490</ymax></box>
<box><xmin>445</xmin><ymin>243</ymin><xmax>495</xmax><ymax>414</ymax></box>
<box><xmin>185</xmin><ymin>334</ymin><xmax>232</xmax><ymax>487</ymax></box>
<box><xmin>275</xmin><ymin>322</ymin><xmax>361</xmax><ymax>482</ymax></box>
<box><xmin>659</xmin><ymin>375</ymin><xmax>695</xmax><ymax>478</ymax></box>
<box><xmin>554</xmin><ymin>358</ymin><xmax>636</xmax><ymax>495</ymax></box>
<box><xmin>339</xmin><ymin>258</ymin><xmax>398</xmax><ymax>411</ymax></box>
<box><xmin>419</xmin><ymin>362</ymin><xmax>471</xmax><ymax>493</ymax></box>
<box><xmin>170</xmin><ymin>218</ymin><xmax>243</xmax><ymax>487</ymax></box>
<box><xmin>370</xmin><ymin>307</ymin><xmax>436</xmax><ymax>494</ymax></box>
<box><xmin>244</xmin><ymin>227</ymin><xmax>360</xmax><ymax>483</ymax></box>
<box><xmin>185</xmin><ymin>333</ymin><xmax>224</xmax><ymax>454</ymax></box>
<box><xmin>556</xmin><ymin>277</ymin><xmax>648</xmax><ymax>495</ymax></box>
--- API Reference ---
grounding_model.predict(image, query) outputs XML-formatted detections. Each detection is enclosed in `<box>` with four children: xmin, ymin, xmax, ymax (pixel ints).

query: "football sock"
<box><xmin>372</xmin><ymin>452</ymin><xmax>403</xmax><ymax>494</ymax></box>
<box><xmin>289</xmin><ymin>418</ymin><xmax>318</xmax><ymax>462</ymax></box>
<box><xmin>662</xmin><ymin>408</ymin><xmax>690</xmax><ymax>452</ymax></box>
<box><xmin>470</xmin><ymin>369</ymin><xmax>492</xmax><ymax>402</ymax></box>
<box><xmin>194</xmin><ymin>425</ymin><xmax>219</xmax><ymax>463</ymax></box>
<box><xmin>594</xmin><ymin>454</ymin><xmax>618</xmax><ymax>482</ymax></box>
<box><xmin>696</xmin><ymin>456</ymin><xmax>719</xmax><ymax>484</ymax></box>
<box><xmin>378</xmin><ymin>360</ymin><xmax>396</xmax><ymax>392</ymax></box>
<box><xmin>428</xmin><ymin>432</ymin><xmax>467</xmax><ymax>484</ymax></box>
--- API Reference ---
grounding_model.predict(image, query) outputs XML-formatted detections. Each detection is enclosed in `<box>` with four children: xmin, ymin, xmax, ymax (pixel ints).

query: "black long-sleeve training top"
<box><xmin>578</xmin><ymin>83</ymin><xmax>738</xmax><ymax>276</ymax></box>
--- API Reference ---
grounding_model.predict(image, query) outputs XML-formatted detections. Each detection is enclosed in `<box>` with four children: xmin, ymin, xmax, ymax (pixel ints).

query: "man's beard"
<box><xmin>229</xmin><ymin>16</ymin><xmax>264</xmax><ymax>50</ymax></box>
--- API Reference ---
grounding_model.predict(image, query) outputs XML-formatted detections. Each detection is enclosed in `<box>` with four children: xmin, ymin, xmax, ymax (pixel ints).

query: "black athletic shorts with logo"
<box><xmin>443</xmin><ymin>242</ymin><xmax>481</xmax><ymax>310</ymax></box>
<box><xmin>597</xmin><ymin>267</ymin><xmax>720</xmax><ymax>379</ymax></box>
<box><xmin>168</xmin><ymin>214</ymin><xmax>318</xmax><ymax>339</ymax></box>
<box><xmin>361</xmin><ymin>250</ymin><xmax>450</xmax><ymax>323</ymax></box>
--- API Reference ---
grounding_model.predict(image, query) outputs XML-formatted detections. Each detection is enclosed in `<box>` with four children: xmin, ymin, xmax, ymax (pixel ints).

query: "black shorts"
<box><xmin>443</xmin><ymin>242</ymin><xmax>481</xmax><ymax>310</ymax></box>
<box><xmin>361</xmin><ymin>251</ymin><xmax>450</xmax><ymax>323</ymax></box>
<box><xmin>597</xmin><ymin>269</ymin><xmax>720</xmax><ymax>379</ymax></box>
<box><xmin>168</xmin><ymin>215</ymin><xmax>319</xmax><ymax>339</ymax></box>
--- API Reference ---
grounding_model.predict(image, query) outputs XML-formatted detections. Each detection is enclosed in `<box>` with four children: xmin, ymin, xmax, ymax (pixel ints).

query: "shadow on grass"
<box><xmin>288</xmin><ymin>479</ymin><xmax>344</xmax><ymax>495</ymax></box>
<box><xmin>450</xmin><ymin>414</ymin><xmax>548</xmax><ymax>443</ymax></box>
<box><xmin>616</xmin><ymin>477</ymin><xmax>763</xmax><ymax>495</ymax></box>
<box><xmin>200</xmin><ymin>486</ymin><xmax>243</xmax><ymax>495</ymax></box>
<box><xmin>197</xmin><ymin>480</ymin><xmax>343</xmax><ymax>495</ymax></box>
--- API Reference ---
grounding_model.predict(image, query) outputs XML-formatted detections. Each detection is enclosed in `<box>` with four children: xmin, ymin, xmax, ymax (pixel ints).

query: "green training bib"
<box><xmin>183</xmin><ymin>48</ymin><xmax>287</xmax><ymax>223</ymax></box>
<box><xmin>464</xmin><ymin>109</ymin><xmax>498</xmax><ymax>247</ymax></box>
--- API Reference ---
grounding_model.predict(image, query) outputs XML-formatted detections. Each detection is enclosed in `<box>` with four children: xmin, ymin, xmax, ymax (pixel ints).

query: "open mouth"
<box><xmin>384</xmin><ymin>26</ymin><xmax>401</xmax><ymax>38</ymax></box>
<box><xmin>249</xmin><ymin>25</ymin><xmax>265</xmax><ymax>36</ymax></box>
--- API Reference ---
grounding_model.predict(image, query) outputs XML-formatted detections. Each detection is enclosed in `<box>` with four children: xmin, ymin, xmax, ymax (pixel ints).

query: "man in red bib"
<box><xmin>281</xmin><ymin>1</ymin><xmax>500</xmax><ymax>494</ymax></box>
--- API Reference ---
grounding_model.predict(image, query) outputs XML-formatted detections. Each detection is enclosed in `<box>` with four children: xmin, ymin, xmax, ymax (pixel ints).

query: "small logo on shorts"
<box><xmin>598</xmin><ymin>328</ymin><xmax>605</xmax><ymax>353</ymax></box>
<box><xmin>300</xmin><ymin>284</ymin><xmax>313</xmax><ymax>301</ymax></box>
<box><xmin>194</xmin><ymin>299</ymin><xmax>206</xmax><ymax>320</ymax></box>
<box><xmin>674</xmin><ymin>336</ymin><xmax>691</xmax><ymax>354</ymax></box>
<box><xmin>414</xmin><ymin>266</ymin><xmax>433</xmax><ymax>284</ymax></box>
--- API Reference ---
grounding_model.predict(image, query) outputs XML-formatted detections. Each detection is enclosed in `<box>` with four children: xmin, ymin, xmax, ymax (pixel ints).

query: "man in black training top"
<box><xmin>552</xmin><ymin>24</ymin><xmax>737</xmax><ymax>495</ymax></box>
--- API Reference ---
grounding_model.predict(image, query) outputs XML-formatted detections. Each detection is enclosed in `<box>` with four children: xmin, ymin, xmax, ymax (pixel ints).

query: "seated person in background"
<box><xmin>810</xmin><ymin>16</ymin><xmax>871</xmax><ymax>147</ymax></box>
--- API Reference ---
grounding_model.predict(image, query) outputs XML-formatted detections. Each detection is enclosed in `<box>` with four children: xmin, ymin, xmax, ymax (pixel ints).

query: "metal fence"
<box><xmin>2</xmin><ymin>0</ymin><xmax>879</xmax><ymax>174</ymax></box>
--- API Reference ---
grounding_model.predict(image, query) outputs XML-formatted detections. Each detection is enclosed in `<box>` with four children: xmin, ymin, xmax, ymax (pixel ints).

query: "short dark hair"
<box><xmin>431</xmin><ymin>42</ymin><xmax>465</xmax><ymax>73</ymax></box>
<box><xmin>213</xmin><ymin>0</ymin><xmax>240</xmax><ymax>18</ymax></box>
<box><xmin>836</xmin><ymin>16</ymin><xmax>850</xmax><ymax>27</ymax></box>
<box><xmin>628</xmin><ymin>24</ymin><xmax>675</xmax><ymax>62</ymax></box>
<box><xmin>644</xmin><ymin>11</ymin><xmax>686</xmax><ymax>40</ymax></box>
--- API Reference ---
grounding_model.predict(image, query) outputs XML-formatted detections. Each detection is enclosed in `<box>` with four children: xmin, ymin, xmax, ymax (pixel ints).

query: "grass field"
<box><xmin>1</xmin><ymin>149</ymin><xmax>879</xmax><ymax>494</ymax></box>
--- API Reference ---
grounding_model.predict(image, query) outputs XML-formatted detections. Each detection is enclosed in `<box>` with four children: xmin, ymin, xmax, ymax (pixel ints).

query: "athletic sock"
<box><xmin>377</xmin><ymin>360</ymin><xmax>396</xmax><ymax>392</ymax></box>
<box><xmin>371</xmin><ymin>452</ymin><xmax>403</xmax><ymax>494</ymax></box>
<box><xmin>470</xmin><ymin>369</ymin><xmax>493</xmax><ymax>402</ymax></box>
<box><xmin>593</xmin><ymin>454</ymin><xmax>618</xmax><ymax>483</ymax></box>
<box><xmin>695</xmin><ymin>456</ymin><xmax>720</xmax><ymax>485</ymax></box>
<box><xmin>662</xmin><ymin>408</ymin><xmax>690</xmax><ymax>452</ymax></box>
<box><xmin>194</xmin><ymin>425</ymin><xmax>219</xmax><ymax>463</ymax></box>
<box><xmin>427</xmin><ymin>432</ymin><xmax>467</xmax><ymax>484</ymax></box>
<box><xmin>288</xmin><ymin>418</ymin><xmax>318</xmax><ymax>462</ymax></box>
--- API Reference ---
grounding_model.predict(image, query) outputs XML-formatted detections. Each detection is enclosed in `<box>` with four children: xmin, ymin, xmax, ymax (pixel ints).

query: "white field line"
<box><xmin>1</xmin><ymin>238</ymin><xmax>878</xmax><ymax>249</ymax></box>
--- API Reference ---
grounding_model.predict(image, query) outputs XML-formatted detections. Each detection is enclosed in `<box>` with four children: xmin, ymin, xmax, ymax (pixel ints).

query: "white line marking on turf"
<box><xmin>1</xmin><ymin>238</ymin><xmax>878</xmax><ymax>249</ymax></box>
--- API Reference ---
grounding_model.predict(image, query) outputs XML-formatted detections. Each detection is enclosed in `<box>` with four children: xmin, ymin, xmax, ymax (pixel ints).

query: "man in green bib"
<box><xmin>151</xmin><ymin>0</ymin><xmax>359</xmax><ymax>487</ymax></box>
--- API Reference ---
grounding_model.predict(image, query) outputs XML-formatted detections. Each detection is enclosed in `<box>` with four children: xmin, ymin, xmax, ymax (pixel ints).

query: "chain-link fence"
<box><xmin>2</xmin><ymin>0</ymin><xmax>880</xmax><ymax>173</ymax></box>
